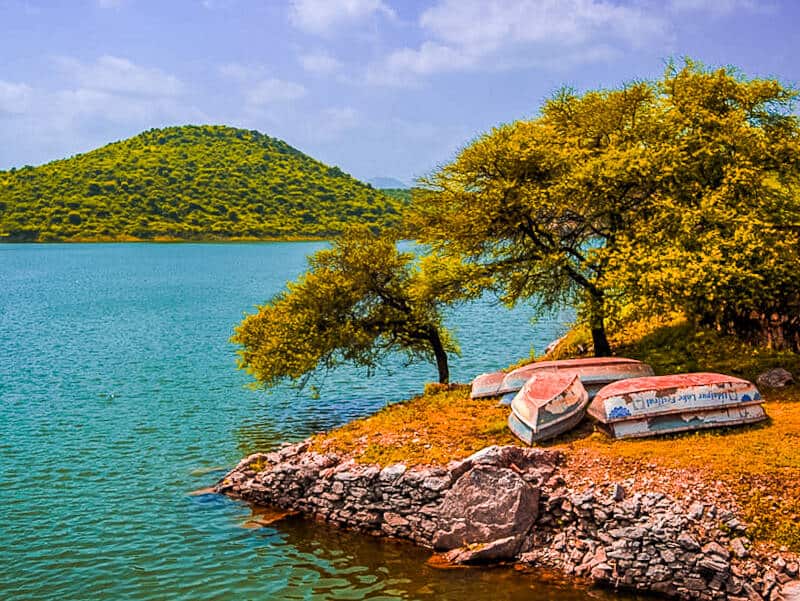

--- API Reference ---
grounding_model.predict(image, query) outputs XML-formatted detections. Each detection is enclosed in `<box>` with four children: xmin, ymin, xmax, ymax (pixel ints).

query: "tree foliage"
<box><xmin>0</xmin><ymin>125</ymin><xmax>403</xmax><ymax>241</ymax></box>
<box><xmin>232</xmin><ymin>227</ymin><xmax>461</xmax><ymax>386</ymax></box>
<box><xmin>611</xmin><ymin>62</ymin><xmax>800</xmax><ymax>349</ymax></box>
<box><xmin>411</xmin><ymin>60</ymin><xmax>800</xmax><ymax>353</ymax></box>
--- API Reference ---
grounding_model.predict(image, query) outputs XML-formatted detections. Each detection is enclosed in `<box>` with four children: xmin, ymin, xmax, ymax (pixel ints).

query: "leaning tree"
<box><xmin>232</xmin><ymin>227</ymin><xmax>467</xmax><ymax>386</ymax></box>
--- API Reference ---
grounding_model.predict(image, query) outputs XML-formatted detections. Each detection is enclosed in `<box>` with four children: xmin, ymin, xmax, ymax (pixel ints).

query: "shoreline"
<box><xmin>0</xmin><ymin>235</ymin><xmax>328</xmax><ymax>244</ymax></box>
<box><xmin>216</xmin><ymin>441</ymin><xmax>799</xmax><ymax>601</ymax></box>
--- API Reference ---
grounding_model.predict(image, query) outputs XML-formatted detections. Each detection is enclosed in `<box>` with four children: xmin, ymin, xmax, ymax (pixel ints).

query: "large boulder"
<box><xmin>432</xmin><ymin>465</ymin><xmax>539</xmax><ymax>560</ymax></box>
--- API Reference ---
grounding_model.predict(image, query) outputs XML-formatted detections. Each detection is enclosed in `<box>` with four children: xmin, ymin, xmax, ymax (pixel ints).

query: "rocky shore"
<box><xmin>216</xmin><ymin>443</ymin><xmax>800</xmax><ymax>601</ymax></box>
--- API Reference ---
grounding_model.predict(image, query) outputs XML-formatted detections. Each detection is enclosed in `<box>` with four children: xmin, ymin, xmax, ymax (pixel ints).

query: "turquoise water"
<box><xmin>0</xmin><ymin>242</ymin><xmax>614</xmax><ymax>601</ymax></box>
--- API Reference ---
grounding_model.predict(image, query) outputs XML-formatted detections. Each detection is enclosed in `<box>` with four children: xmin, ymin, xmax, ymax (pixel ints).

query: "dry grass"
<box><xmin>310</xmin><ymin>385</ymin><xmax>517</xmax><ymax>466</ymax></box>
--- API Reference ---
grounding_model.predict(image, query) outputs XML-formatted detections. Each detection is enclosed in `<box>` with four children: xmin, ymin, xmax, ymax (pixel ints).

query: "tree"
<box><xmin>610</xmin><ymin>61</ymin><xmax>800</xmax><ymax>349</ymax></box>
<box><xmin>410</xmin><ymin>80</ymin><xmax>659</xmax><ymax>356</ymax></box>
<box><xmin>232</xmin><ymin>227</ymin><xmax>461</xmax><ymax>386</ymax></box>
<box><xmin>410</xmin><ymin>60</ymin><xmax>800</xmax><ymax>354</ymax></box>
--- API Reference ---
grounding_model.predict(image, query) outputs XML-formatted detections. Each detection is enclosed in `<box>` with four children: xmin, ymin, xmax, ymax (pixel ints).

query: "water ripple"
<box><xmin>0</xmin><ymin>243</ymin><xmax>629</xmax><ymax>601</ymax></box>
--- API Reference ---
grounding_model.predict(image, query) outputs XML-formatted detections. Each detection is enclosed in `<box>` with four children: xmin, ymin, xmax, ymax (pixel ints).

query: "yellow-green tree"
<box><xmin>411</xmin><ymin>60</ymin><xmax>800</xmax><ymax>354</ymax></box>
<box><xmin>410</xmin><ymin>79</ymin><xmax>659</xmax><ymax>356</ymax></box>
<box><xmin>612</xmin><ymin>61</ymin><xmax>800</xmax><ymax>348</ymax></box>
<box><xmin>232</xmin><ymin>227</ymin><xmax>461</xmax><ymax>385</ymax></box>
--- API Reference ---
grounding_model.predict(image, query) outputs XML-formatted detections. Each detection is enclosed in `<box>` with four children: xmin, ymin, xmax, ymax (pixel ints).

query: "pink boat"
<box><xmin>497</xmin><ymin>357</ymin><xmax>654</xmax><ymax>404</ymax></box>
<box><xmin>507</xmin><ymin>373</ymin><xmax>590</xmax><ymax>444</ymax></box>
<box><xmin>588</xmin><ymin>372</ymin><xmax>767</xmax><ymax>439</ymax></box>
<box><xmin>470</xmin><ymin>371</ymin><xmax>507</xmax><ymax>399</ymax></box>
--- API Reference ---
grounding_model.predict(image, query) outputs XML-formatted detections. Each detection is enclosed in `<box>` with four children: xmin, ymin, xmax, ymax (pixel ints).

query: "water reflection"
<box><xmin>242</xmin><ymin>512</ymin><xmax>630</xmax><ymax>601</ymax></box>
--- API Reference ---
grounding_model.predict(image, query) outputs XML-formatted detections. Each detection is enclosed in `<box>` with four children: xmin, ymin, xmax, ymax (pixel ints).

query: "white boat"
<box><xmin>469</xmin><ymin>371</ymin><xmax>506</xmax><ymax>399</ymax></box>
<box><xmin>507</xmin><ymin>373</ymin><xmax>590</xmax><ymax>444</ymax></box>
<box><xmin>587</xmin><ymin>372</ymin><xmax>767</xmax><ymax>439</ymax></box>
<box><xmin>497</xmin><ymin>357</ymin><xmax>654</xmax><ymax>405</ymax></box>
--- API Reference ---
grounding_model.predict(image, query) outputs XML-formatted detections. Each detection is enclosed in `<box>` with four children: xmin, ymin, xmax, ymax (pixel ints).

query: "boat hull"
<box><xmin>497</xmin><ymin>357</ymin><xmax>654</xmax><ymax>398</ymax></box>
<box><xmin>469</xmin><ymin>371</ymin><xmax>506</xmax><ymax>399</ymax></box>
<box><xmin>595</xmin><ymin>403</ymin><xmax>767</xmax><ymax>439</ymax></box>
<box><xmin>508</xmin><ymin>374</ymin><xmax>590</xmax><ymax>444</ymax></box>
<box><xmin>589</xmin><ymin>373</ymin><xmax>767</xmax><ymax>440</ymax></box>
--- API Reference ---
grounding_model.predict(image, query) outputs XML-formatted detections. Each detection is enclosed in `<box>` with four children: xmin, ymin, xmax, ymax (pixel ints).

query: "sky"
<box><xmin>1</xmin><ymin>0</ymin><xmax>799</xmax><ymax>185</ymax></box>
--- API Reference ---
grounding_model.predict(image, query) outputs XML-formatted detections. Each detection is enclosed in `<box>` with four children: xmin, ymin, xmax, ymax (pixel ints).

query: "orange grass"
<box><xmin>310</xmin><ymin>385</ymin><xmax>516</xmax><ymax>466</ymax></box>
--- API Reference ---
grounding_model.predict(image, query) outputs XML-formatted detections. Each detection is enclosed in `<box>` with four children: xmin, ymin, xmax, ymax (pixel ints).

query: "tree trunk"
<box><xmin>427</xmin><ymin>327</ymin><xmax>450</xmax><ymax>384</ymax></box>
<box><xmin>592</xmin><ymin>325</ymin><xmax>611</xmax><ymax>357</ymax></box>
<box><xmin>588</xmin><ymin>294</ymin><xmax>612</xmax><ymax>357</ymax></box>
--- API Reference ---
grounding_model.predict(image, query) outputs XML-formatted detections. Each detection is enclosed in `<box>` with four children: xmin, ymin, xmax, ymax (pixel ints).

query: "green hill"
<box><xmin>0</xmin><ymin>125</ymin><xmax>404</xmax><ymax>242</ymax></box>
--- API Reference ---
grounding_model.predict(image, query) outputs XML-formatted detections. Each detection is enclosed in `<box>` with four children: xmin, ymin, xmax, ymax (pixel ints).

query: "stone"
<box><xmin>612</xmin><ymin>484</ymin><xmax>625</xmax><ymax>502</ymax></box>
<box><xmin>689</xmin><ymin>502</ymin><xmax>706</xmax><ymax>520</ymax></box>
<box><xmin>383</xmin><ymin>512</ymin><xmax>410</xmax><ymax>528</ymax></box>
<box><xmin>731</xmin><ymin>538</ymin><xmax>750</xmax><ymax>559</ymax></box>
<box><xmin>660</xmin><ymin>548</ymin><xmax>677</xmax><ymax>563</ymax></box>
<box><xmin>679</xmin><ymin>533</ymin><xmax>702</xmax><ymax>551</ymax></box>
<box><xmin>757</xmin><ymin>368</ymin><xmax>794</xmax><ymax>389</ymax></box>
<box><xmin>703</xmin><ymin>541</ymin><xmax>731</xmax><ymax>560</ymax></box>
<box><xmin>442</xmin><ymin>536</ymin><xmax>522</xmax><ymax>564</ymax></box>
<box><xmin>378</xmin><ymin>463</ymin><xmax>407</xmax><ymax>482</ymax></box>
<box><xmin>699</xmin><ymin>555</ymin><xmax>730</xmax><ymax>574</ymax></box>
<box><xmin>783</xmin><ymin>581</ymin><xmax>800</xmax><ymax>601</ymax></box>
<box><xmin>421</xmin><ymin>475</ymin><xmax>451</xmax><ymax>492</ymax></box>
<box><xmin>432</xmin><ymin>466</ymin><xmax>539</xmax><ymax>552</ymax></box>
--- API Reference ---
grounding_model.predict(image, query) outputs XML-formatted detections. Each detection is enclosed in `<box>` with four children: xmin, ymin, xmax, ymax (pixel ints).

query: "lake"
<box><xmin>0</xmin><ymin>242</ymin><xmax>623</xmax><ymax>600</ymax></box>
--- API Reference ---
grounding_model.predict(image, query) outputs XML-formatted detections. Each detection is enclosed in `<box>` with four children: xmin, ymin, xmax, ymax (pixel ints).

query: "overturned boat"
<box><xmin>469</xmin><ymin>371</ymin><xmax>507</xmax><ymax>399</ymax></box>
<box><xmin>497</xmin><ymin>357</ymin><xmax>654</xmax><ymax>404</ymax></box>
<box><xmin>507</xmin><ymin>373</ymin><xmax>590</xmax><ymax>444</ymax></box>
<box><xmin>588</xmin><ymin>372</ymin><xmax>768</xmax><ymax>439</ymax></box>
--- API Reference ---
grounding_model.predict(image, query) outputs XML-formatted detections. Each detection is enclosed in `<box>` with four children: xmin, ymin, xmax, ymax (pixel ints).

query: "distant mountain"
<box><xmin>368</xmin><ymin>177</ymin><xmax>408</xmax><ymax>189</ymax></box>
<box><xmin>0</xmin><ymin>125</ymin><xmax>403</xmax><ymax>241</ymax></box>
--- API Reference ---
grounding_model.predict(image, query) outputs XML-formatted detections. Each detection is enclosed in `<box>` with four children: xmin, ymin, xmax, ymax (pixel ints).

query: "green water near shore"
<box><xmin>0</xmin><ymin>242</ymin><xmax>633</xmax><ymax>600</ymax></box>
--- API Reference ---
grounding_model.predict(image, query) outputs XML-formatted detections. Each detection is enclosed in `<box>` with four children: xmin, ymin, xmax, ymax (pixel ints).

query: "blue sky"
<box><xmin>1</xmin><ymin>0</ymin><xmax>798</xmax><ymax>184</ymax></box>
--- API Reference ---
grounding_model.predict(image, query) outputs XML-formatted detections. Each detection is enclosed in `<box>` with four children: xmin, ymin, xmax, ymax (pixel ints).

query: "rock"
<box><xmin>441</xmin><ymin>536</ymin><xmax>521</xmax><ymax>564</ymax></box>
<box><xmin>757</xmin><ymin>368</ymin><xmax>794</xmax><ymax>389</ymax></box>
<box><xmin>383</xmin><ymin>512</ymin><xmax>410</xmax><ymax>528</ymax></box>
<box><xmin>679</xmin><ymin>533</ymin><xmax>702</xmax><ymax>551</ymax></box>
<box><xmin>731</xmin><ymin>538</ymin><xmax>750</xmax><ymax>559</ymax></box>
<box><xmin>783</xmin><ymin>581</ymin><xmax>800</xmax><ymax>601</ymax></box>
<box><xmin>612</xmin><ymin>483</ymin><xmax>625</xmax><ymax>502</ymax></box>
<box><xmin>689</xmin><ymin>501</ymin><xmax>706</xmax><ymax>520</ymax></box>
<box><xmin>432</xmin><ymin>466</ymin><xmax>539</xmax><ymax>552</ymax></box>
<box><xmin>699</xmin><ymin>554</ymin><xmax>730</xmax><ymax>574</ymax></box>
<box><xmin>703</xmin><ymin>541</ymin><xmax>731</xmax><ymax>560</ymax></box>
<box><xmin>379</xmin><ymin>463</ymin><xmax>407</xmax><ymax>481</ymax></box>
<box><xmin>660</xmin><ymin>548</ymin><xmax>677</xmax><ymax>563</ymax></box>
<box><xmin>591</xmin><ymin>562</ymin><xmax>613</xmax><ymax>580</ymax></box>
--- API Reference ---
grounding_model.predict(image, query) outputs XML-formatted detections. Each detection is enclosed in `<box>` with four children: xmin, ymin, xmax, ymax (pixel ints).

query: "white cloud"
<box><xmin>0</xmin><ymin>80</ymin><xmax>33</xmax><ymax>114</ymax></box>
<box><xmin>219</xmin><ymin>63</ymin><xmax>307</xmax><ymax>106</ymax></box>
<box><xmin>56</xmin><ymin>55</ymin><xmax>184</xmax><ymax>97</ymax></box>
<box><xmin>669</xmin><ymin>0</ymin><xmax>766</xmax><ymax>15</ymax></box>
<box><xmin>367</xmin><ymin>0</ymin><xmax>667</xmax><ymax>86</ymax></box>
<box><xmin>320</xmin><ymin>106</ymin><xmax>358</xmax><ymax>134</ymax></box>
<box><xmin>218</xmin><ymin>62</ymin><xmax>257</xmax><ymax>80</ymax></box>
<box><xmin>0</xmin><ymin>57</ymin><xmax>207</xmax><ymax>169</ymax></box>
<box><xmin>288</xmin><ymin>0</ymin><xmax>394</xmax><ymax>34</ymax></box>
<box><xmin>366</xmin><ymin>42</ymin><xmax>477</xmax><ymax>86</ymax></box>
<box><xmin>246</xmin><ymin>78</ymin><xmax>307</xmax><ymax>106</ymax></box>
<box><xmin>299</xmin><ymin>52</ymin><xmax>342</xmax><ymax>75</ymax></box>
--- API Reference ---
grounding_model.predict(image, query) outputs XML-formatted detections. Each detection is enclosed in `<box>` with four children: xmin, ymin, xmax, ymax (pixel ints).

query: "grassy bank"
<box><xmin>310</xmin><ymin>319</ymin><xmax>800</xmax><ymax>551</ymax></box>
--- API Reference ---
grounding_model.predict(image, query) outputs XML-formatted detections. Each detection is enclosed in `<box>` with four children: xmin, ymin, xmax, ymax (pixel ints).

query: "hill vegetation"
<box><xmin>0</xmin><ymin>125</ymin><xmax>404</xmax><ymax>241</ymax></box>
